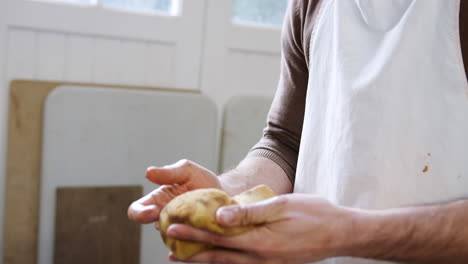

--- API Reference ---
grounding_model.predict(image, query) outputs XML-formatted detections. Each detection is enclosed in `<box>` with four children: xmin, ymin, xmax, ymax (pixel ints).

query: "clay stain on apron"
<box><xmin>422</xmin><ymin>153</ymin><xmax>431</xmax><ymax>173</ymax></box>
<box><xmin>422</xmin><ymin>165</ymin><xmax>429</xmax><ymax>173</ymax></box>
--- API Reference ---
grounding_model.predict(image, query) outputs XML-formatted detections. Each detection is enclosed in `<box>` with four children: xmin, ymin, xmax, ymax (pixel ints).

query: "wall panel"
<box><xmin>227</xmin><ymin>50</ymin><xmax>280</xmax><ymax>94</ymax></box>
<box><xmin>37</xmin><ymin>31</ymin><xmax>66</xmax><ymax>80</ymax></box>
<box><xmin>119</xmin><ymin>40</ymin><xmax>146</xmax><ymax>85</ymax></box>
<box><xmin>205</xmin><ymin>49</ymin><xmax>281</xmax><ymax>108</ymax></box>
<box><xmin>65</xmin><ymin>34</ymin><xmax>94</xmax><ymax>83</ymax></box>
<box><xmin>7</xmin><ymin>29</ymin><xmax>37</xmax><ymax>80</ymax></box>
<box><xmin>93</xmin><ymin>38</ymin><xmax>125</xmax><ymax>84</ymax></box>
<box><xmin>145</xmin><ymin>42</ymin><xmax>175</xmax><ymax>87</ymax></box>
<box><xmin>6</xmin><ymin>29</ymin><xmax>178</xmax><ymax>88</ymax></box>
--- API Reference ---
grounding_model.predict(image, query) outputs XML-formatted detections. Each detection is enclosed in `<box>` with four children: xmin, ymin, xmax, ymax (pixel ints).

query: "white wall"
<box><xmin>5</xmin><ymin>28</ymin><xmax>178</xmax><ymax>87</ymax></box>
<box><xmin>0</xmin><ymin>0</ymin><xmax>282</xmax><ymax>261</ymax></box>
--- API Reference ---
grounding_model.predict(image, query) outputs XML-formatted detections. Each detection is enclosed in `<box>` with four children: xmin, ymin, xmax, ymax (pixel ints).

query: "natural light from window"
<box><xmin>43</xmin><ymin>0</ymin><xmax>91</xmax><ymax>3</ymax></box>
<box><xmin>33</xmin><ymin>0</ymin><xmax>178</xmax><ymax>15</ymax></box>
<box><xmin>103</xmin><ymin>0</ymin><xmax>176</xmax><ymax>14</ymax></box>
<box><xmin>232</xmin><ymin>0</ymin><xmax>288</xmax><ymax>28</ymax></box>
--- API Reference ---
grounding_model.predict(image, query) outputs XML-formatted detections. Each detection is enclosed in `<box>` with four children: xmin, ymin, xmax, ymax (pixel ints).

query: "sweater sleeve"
<box><xmin>246</xmin><ymin>0</ymin><xmax>320</xmax><ymax>183</ymax></box>
<box><xmin>461</xmin><ymin>0</ymin><xmax>468</xmax><ymax>79</ymax></box>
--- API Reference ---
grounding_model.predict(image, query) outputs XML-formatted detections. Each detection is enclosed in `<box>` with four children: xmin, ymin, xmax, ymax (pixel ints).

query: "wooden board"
<box><xmin>54</xmin><ymin>186</ymin><xmax>142</xmax><ymax>264</ymax></box>
<box><xmin>220</xmin><ymin>95</ymin><xmax>273</xmax><ymax>171</ymax></box>
<box><xmin>3</xmin><ymin>80</ymin><xmax>198</xmax><ymax>264</ymax></box>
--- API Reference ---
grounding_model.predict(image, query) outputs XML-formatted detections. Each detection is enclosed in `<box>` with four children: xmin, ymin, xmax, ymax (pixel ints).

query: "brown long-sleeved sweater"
<box><xmin>248</xmin><ymin>0</ymin><xmax>468</xmax><ymax>183</ymax></box>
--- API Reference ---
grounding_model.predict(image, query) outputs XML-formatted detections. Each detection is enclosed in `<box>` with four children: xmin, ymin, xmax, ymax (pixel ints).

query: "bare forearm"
<box><xmin>343</xmin><ymin>199</ymin><xmax>468</xmax><ymax>263</ymax></box>
<box><xmin>218</xmin><ymin>156</ymin><xmax>293</xmax><ymax>196</ymax></box>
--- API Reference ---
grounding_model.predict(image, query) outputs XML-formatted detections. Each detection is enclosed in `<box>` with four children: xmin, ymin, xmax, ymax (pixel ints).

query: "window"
<box><xmin>33</xmin><ymin>0</ymin><xmax>178</xmax><ymax>15</ymax></box>
<box><xmin>43</xmin><ymin>0</ymin><xmax>91</xmax><ymax>3</ymax></box>
<box><xmin>232</xmin><ymin>0</ymin><xmax>288</xmax><ymax>28</ymax></box>
<box><xmin>103</xmin><ymin>0</ymin><xmax>177</xmax><ymax>15</ymax></box>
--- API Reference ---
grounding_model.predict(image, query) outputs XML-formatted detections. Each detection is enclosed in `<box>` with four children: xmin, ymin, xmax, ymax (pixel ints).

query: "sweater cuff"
<box><xmin>247</xmin><ymin>148</ymin><xmax>296</xmax><ymax>184</ymax></box>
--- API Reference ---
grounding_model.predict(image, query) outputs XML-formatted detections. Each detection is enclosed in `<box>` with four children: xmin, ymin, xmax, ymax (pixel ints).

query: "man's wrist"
<box><xmin>332</xmin><ymin>207</ymin><xmax>374</xmax><ymax>258</ymax></box>
<box><xmin>334</xmin><ymin>200</ymin><xmax>468</xmax><ymax>263</ymax></box>
<box><xmin>338</xmin><ymin>207</ymin><xmax>413</xmax><ymax>260</ymax></box>
<box><xmin>217</xmin><ymin>156</ymin><xmax>293</xmax><ymax>196</ymax></box>
<box><xmin>218</xmin><ymin>175</ymin><xmax>235</xmax><ymax>196</ymax></box>
<box><xmin>218</xmin><ymin>170</ymin><xmax>249</xmax><ymax>196</ymax></box>
<box><xmin>334</xmin><ymin>206</ymin><xmax>403</xmax><ymax>259</ymax></box>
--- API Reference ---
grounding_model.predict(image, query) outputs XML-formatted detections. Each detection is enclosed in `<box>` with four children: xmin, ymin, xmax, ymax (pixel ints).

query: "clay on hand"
<box><xmin>159</xmin><ymin>185</ymin><xmax>276</xmax><ymax>260</ymax></box>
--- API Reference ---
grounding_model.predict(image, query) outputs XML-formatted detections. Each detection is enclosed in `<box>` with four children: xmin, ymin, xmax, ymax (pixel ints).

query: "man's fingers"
<box><xmin>171</xmin><ymin>249</ymin><xmax>276</xmax><ymax>264</ymax></box>
<box><xmin>216</xmin><ymin>196</ymin><xmax>288</xmax><ymax>227</ymax></box>
<box><xmin>167</xmin><ymin>224</ymin><xmax>218</xmax><ymax>244</ymax></box>
<box><xmin>130</xmin><ymin>159</ymin><xmax>210</xmax><ymax>224</ymax></box>
<box><xmin>128</xmin><ymin>185</ymin><xmax>180</xmax><ymax>223</ymax></box>
<box><xmin>128</xmin><ymin>190</ymin><xmax>161</xmax><ymax>223</ymax></box>
<box><xmin>127</xmin><ymin>203</ymin><xmax>160</xmax><ymax>224</ymax></box>
<box><xmin>146</xmin><ymin>159</ymin><xmax>193</xmax><ymax>185</ymax></box>
<box><xmin>167</xmin><ymin>224</ymin><xmax>271</xmax><ymax>254</ymax></box>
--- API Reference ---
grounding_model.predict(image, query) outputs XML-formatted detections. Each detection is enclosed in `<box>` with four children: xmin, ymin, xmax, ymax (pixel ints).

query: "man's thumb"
<box><xmin>216</xmin><ymin>196</ymin><xmax>286</xmax><ymax>227</ymax></box>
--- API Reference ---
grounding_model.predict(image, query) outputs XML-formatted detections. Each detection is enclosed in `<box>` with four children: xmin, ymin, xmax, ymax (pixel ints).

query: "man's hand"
<box><xmin>127</xmin><ymin>159</ymin><xmax>221</xmax><ymax>224</ymax></box>
<box><xmin>165</xmin><ymin>194</ymin><xmax>352</xmax><ymax>264</ymax></box>
<box><xmin>165</xmin><ymin>194</ymin><xmax>468</xmax><ymax>264</ymax></box>
<box><xmin>128</xmin><ymin>156</ymin><xmax>293</xmax><ymax>226</ymax></box>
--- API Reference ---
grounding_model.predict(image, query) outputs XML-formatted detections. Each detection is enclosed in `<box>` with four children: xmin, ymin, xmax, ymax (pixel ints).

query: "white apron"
<box><xmin>294</xmin><ymin>0</ymin><xmax>468</xmax><ymax>263</ymax></box>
